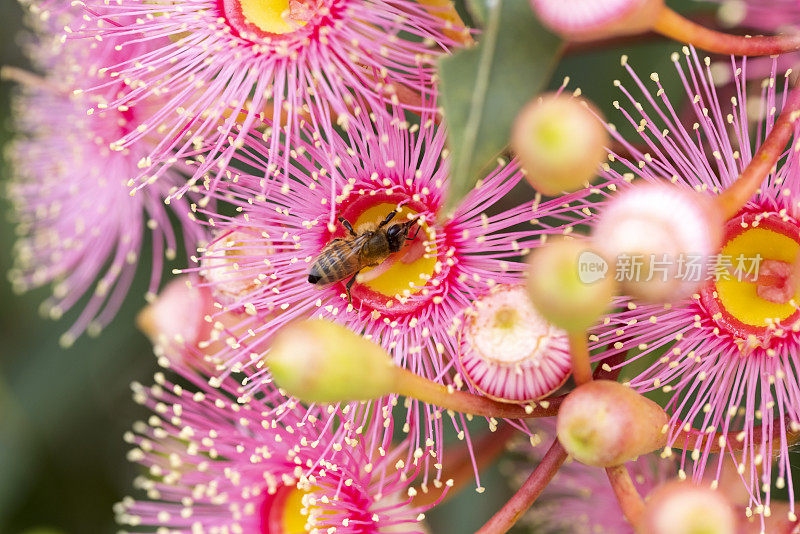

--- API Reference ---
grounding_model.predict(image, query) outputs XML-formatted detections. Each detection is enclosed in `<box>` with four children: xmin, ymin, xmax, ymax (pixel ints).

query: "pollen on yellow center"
<box><xmin>715</xmin><ymin>227</ymin><xmax>800</xmax><ymax>327</ymax></box>
<box><xmin>239</xmin><ymin>0</ymin><xmax>303</xmax><ymax>34</ymax></box>
<box><xmin>280</xmin><ymin>487</ymin><xmax>314</xmax><ymax>534</ymax></box>
<box><xmin>353</xmin><ymin>203</ymin><xmax>438</xmax><ymax>298</ymax></box>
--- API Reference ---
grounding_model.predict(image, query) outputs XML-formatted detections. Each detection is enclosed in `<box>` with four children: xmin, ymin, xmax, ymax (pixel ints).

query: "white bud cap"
<box><xmin>592</xmin><ymin>182</ymin><xmax>723</xmax><ymax>303</ymax></box>
<box><xmin>530</xmin><ymin>0</ymin><xmax>664</xmax><ymax>41</ymax></box>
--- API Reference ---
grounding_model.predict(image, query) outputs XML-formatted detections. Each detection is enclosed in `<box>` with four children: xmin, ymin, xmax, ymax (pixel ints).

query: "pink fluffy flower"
<box><xmin>707</xmin><ymin>0</ymin><xmax>800</xmax><ymax>81</ymax></box>
<box><xmin>590</xmin><ymin>47</ymin><xmax>800</xmax><ymax>522</ymax></box>
<box><xmin>183</xmin><ymin>102</ymin><xmax>606</xmax><ymax>476</ymax></box>
<box><xmin>717</xmin><ymin>0</ymin><xmax>800</xmax><ymax>35</ymax></box>
<box><xmin>116</xmin><ymin>367</ymin><xmax>439</xmax><ymax>532</ymax></box>
<box><xmin>64</xmin><ymin>0</ymin><xmax>465</xmax><ymax>198</ymax></box>
<box><xmin>7</xmin><ymin>10</ymin><xmax>204</xmax><ymax>346</ymax></box>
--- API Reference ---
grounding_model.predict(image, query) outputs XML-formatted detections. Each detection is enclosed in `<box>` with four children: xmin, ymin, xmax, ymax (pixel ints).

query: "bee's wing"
<box><xmin>313</xmin><ymin>233</ymin><xmax>371</xmax><ymax>284</ymax></box>
<box><xmin>333</xmin><ymin>233</ymin><xmax>371</xmax><ymax>271</ymax></box>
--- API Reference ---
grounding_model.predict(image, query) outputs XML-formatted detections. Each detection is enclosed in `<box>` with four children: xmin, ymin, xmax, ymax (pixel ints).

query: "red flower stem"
<box><xmin>413</xmin><ymin>422</ymin><xmax>518</xmax><ymax>508</ymax></box>
<box><xmin>653</xmin><ymin>7</ymin><xmax>800</xmax><ymax>56</ymax></box>
<box><xmin>717</xmin><ymin>78</ymin><xmax>800</xmax><ymax>220</ymax></box>
<box><xmin>606</xmin><ymin>464</ymin><xmax>646</xmax><ymax>527</ymax></box>
<box><xmin>393</xmin><ymin>343</ymin><xmax>629</xmax><ymax>419</ymax></box>
<box><xmin>393</xmin><ymin>368</ymin><xmax>561</xmax><ymax>418</ymax></box>
<box><xmin>475</xmin><ymin>440</ymin><xmax>568</xmax><ymax>534</ymax></box>
<box><xmin>468</xmin><ymin>358</ymin><xmax>625</xmax><ymax>534</ymax></box>
<box><xmin>568</xmin><ymin>330</ymin><xmax>592</xmax><ymax>385</ymax></box>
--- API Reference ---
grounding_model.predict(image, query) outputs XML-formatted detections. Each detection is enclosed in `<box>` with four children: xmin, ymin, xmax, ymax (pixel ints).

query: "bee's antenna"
<box><xmin>406</xmin><ymin>217</ymin><xmax>421</xmax><ymax>240</ymax></box>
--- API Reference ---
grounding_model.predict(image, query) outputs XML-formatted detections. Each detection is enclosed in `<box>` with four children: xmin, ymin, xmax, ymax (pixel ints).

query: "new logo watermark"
<box><xmin>576</xmin><ymin>251</ymin><xmax>763</xmax><ymax>284</ymax></box>
<box><xmin>578</xmin><ymin>251</ymin><xmax>609</xmax><ymax>284</ymax></box>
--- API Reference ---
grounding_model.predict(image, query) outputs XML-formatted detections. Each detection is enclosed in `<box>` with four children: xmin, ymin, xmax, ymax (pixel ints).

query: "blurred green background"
<box><xmin>0</xmin><ymin>2</ymin><xmax>155</xmax><ymax>532</ymax></box>
<box><xmin>0</xmin><ymin>0</ymin><xmax>747</xmax><ymax>532</ymax></box>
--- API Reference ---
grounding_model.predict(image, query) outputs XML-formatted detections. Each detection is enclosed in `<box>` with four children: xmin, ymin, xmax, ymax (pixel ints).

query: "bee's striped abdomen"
<box><xmin>308</xmin><ymin>237</ymin><xmax>364</xmax><ymax>286</ymax></box>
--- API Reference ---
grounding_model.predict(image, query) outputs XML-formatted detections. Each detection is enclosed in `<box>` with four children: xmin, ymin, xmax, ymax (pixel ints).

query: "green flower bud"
<box><xmin>526</xmin><ymin>238</ymin><xmax>616</xmax><ymax>332</ymax></box>
<box><xmin>512</xmin><ymin>93</ymin><xmax>609</xmax><ymax>196</ymax></box>
<box><xmin>267</xmin><ymin>319</ymin><xmax>396</xmax><ymax>403</ymax></box>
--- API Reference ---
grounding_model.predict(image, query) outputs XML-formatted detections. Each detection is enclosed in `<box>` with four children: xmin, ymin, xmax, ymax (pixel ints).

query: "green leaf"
<box><xmin>464</xmin><ymin>0</ymin><xmax>487</xmax><ymax>25</ymax></box>
<box><xmin>438</xmin><ymin>0</ymin><xmax>563</xmax><ymax>212</ymax></box>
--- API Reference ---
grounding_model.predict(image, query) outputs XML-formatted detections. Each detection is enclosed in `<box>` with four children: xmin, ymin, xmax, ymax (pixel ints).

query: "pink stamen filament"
<box><xmin>412</xmin><ymin>0</ymin><xmax>472</xmax><ymax>45</ymax></box>
<box><xmin>412</xmin><ymin>423</ymin><xmax>518</xmax><ymax>508</ymax></box>
<box><xmin>467</xmin><ymin>353</ymin><xmax>627</xmax><ymax>533</ymax></box>
<box><xmin>0</xmin><ymin>66</ymin><xmax>63</xmax><ymax>94</ymax></box>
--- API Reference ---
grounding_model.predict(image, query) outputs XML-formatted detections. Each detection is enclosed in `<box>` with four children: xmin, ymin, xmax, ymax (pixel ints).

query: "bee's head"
<box><xmin>386</xmin><ymin>218</ymin><xmax>418</xmax><ymax>253</ymax></box>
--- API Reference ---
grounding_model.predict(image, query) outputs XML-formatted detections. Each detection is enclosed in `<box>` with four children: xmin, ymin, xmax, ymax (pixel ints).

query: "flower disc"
<box><xmin>699</xmin><ymin>209</ymin><xmax>800</xmax><ymax>350</ymax></box>
<box><xmin>222</xmin><ymin>0</ymin><xmax>320</xmax><ymax>40</ymax></box>
<box><xmin>459</xmin><ymin>285</ymin><xmax>571</xmax><ymax>402</ymax></box>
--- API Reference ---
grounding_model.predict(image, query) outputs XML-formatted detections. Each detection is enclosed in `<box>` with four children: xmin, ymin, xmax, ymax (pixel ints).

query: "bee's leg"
<box><xmin>345</xmin><ymin>274</ymin><xmax>358</xmax><ymax>303</ymax></box>
<box><xmin>408</xmin><ymin>224</ymin><xmax>421</xmax><ymax>241</ymax></box>
<box><xmin>378</xmin><ymin>210</ymin><xmax>397</xmax><ymax>228</ymax></box>
<box><xmin>338</xmin><ymin>216</ymin><xmax>356</xmax><ymax>237</ymax></box>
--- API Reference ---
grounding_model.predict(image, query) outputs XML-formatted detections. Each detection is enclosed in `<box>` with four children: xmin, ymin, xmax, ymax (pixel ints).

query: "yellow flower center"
<box><xmin>700</xmin><ymin>211</ymin><xmax>800</xmax><ymax>350</ymax></box>
<box><xmin>715</xmin><ymin>227</ymin><xmax>799</xmax><ymax>327</ymax></box>
<box><xmin>222</xmin><ymin>0</ymin><xmax>316</xmax><ymax>38</ymax></box>
<box><xmin>263</xmin><ymin>486</ymin><xmax>321</xmax><ymax>534</ymax></box>
<box><xmin>238</xmin><ymin>0</ymin><xmax>305</xmax><ymax>34</ymax></box>
<box><xmin>352</xmin><ymin>202</ymin><xmax>438</xmax><ymax>300</ymax></box>
<box><xmin>280</xmin><ymin>487</ymin><xmax>312</xmax><ymax>533</ymax></box>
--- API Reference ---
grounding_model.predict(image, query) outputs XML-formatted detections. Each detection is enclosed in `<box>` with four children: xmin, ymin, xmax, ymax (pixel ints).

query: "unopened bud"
<box><xmin>530</xmin><ymin>0</ymin><xmax>664</xmax><ymax>41</ymax></box>
<box><xmin>526</xmin><ymin>239</ymin><xmax>616</xmax><ymax>332</ymax></box>
<box><xmin>512</xmin><ymin>93</ymin><xmax>608</xmax><ymax>195</ymax></box>
<box><xmin>557</xmin><ymin>380</ymin><xmax>668</xmax><ymax>467</ymax></box>
<box><xmin>592</xmin><ymin>182</ymin><xmax>723</xmax><ymax>303</ymax></box>
<box><xmin>459</xmin><ymin>285</ymin><xmax>571</xmax><ymax>402</ymax></box>
<box><xmin>639</xmin><ymin>481</ymin><xmax>736</xmax><ymax>534</ymax></box>
<box><xmin>137</xmin><ymin>276</ymin><xmax>213</xmax><ymax>361</ymax></box>
<box><xmin>267</xmin><ymin>319</ymin><xmax>396</xmax><ymax>403</ymax></box>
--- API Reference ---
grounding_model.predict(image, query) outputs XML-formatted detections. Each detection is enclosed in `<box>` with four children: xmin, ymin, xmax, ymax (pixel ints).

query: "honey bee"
<box><xmin>308</xmin><ymin>210</ymin><xmax>420</xmax><ymax>302</ymax></box>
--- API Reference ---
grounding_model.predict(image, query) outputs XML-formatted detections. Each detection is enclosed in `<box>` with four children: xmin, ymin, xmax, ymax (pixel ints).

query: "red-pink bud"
<box><xmin>136</xmin><ymin>276</ymin><xmax>214</xmax><ymax>363</ymax></box>
<box><xmin>557</xmin><ymin>380</ymin><xmax>668</xmax><ymax>466</ymax></box>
